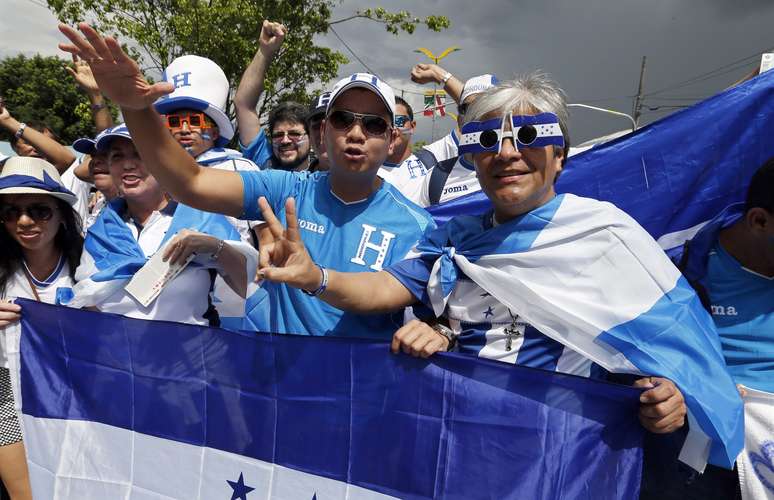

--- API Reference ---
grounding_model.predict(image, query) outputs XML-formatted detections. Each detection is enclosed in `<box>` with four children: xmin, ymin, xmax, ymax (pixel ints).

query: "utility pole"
<box><xmin>632</xmin><ymin>56</ymin><xmax>647</xmax><ymax>128</ymax></box>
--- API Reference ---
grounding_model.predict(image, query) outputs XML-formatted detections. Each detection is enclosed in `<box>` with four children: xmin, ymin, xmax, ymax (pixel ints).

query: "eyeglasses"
<box><xmin>327</xmin><ymin>110</ymin><xmax>390</xmax><ymax>136</ymax></box>
<box><xmin>458</xmin><ymin>112</ymin><xmax>565</xmax><ymax>155</ymax></box>
<box><xmin>0</xmin><ymin>203</ymin><xmax>55</xmax><ymax>223</ymax></box>
<box><xmin>271</xmin><ymin>131</ymin><xmax>308</xmax><ymax>143</ymax></box>
<box><xmin>164</xmin><ymin>112</ymin><xmax>214</xmax><ymax>130</ymax></box>
<box><xmin>394</xmin><ymin>115</ymin><xmax>412</xmax><ymax>128</ymax></box>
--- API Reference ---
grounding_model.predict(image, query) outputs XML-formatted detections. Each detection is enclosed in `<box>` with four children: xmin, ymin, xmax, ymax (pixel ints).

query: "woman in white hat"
<box><xmin>0</xmin><ymin>156</ymin><xmax>84</xmax><ymax>500</ymax></box>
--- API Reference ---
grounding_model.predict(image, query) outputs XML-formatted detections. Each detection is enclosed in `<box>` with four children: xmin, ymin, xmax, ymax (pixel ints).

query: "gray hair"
<box><xmin>463</xmin><ymin>72</ymin><xmax>571</xmax><ymax>160</ymax></box>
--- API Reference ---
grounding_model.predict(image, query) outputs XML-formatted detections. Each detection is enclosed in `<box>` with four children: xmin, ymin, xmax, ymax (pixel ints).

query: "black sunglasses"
<box><xmin>327</xmin><ymin>110</ymin><xmax>390</xmax><ymax>136</ymax></box>
<box><xmin>0</xmin><ymin>203</ymin><xmax>55</xmax><ymax>223</ymax></box>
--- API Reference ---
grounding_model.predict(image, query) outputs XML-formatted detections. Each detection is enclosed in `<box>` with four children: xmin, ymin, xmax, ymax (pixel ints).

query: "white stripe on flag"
<box><xmin>21</xmin><ymin>416</ymin><xmax>399</xmax><ymax>500</ymax></box>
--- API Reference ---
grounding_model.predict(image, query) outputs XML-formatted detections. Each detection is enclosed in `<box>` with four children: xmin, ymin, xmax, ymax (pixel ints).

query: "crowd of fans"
<box><xmin>0</xmin><ymin>19</ymin><xmax>770</xmax><ymax>500</ymax></box>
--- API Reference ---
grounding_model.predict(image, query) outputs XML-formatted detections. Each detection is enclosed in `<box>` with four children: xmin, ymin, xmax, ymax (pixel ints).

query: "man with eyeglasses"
<box><xmin>263</xmin><ymin>102</ymin><xmax>311</xmax><ymax>171</ymax></box>
<box><xmin>60</xmin><ymin>19</ymin><xmax>434</xmax><ymax>339</ymax></box>
<box><xmin>235</xmin><ymin>20</ymin><xmax>311</xmax><ymax>172</ymax></box>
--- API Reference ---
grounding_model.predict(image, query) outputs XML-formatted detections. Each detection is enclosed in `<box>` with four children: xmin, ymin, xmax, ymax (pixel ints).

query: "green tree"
<box><xmin>47</xmin><ymin>1</ymin><xmax>450</xmax><ymax>113</ymax></box>
<box><xmin>0</xmin><ymin>54</ymin><xmax>115</xmax><ymax>143</ymax></box>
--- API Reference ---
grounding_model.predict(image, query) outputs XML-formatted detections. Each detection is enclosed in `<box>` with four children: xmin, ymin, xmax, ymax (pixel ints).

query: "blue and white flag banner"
<box><xmin>737</xmin><ymin>386</ymin><xmax>774</xmax><ymax>500</ymax></box>
<box><xmin>428</xmin><ymin>69</ymin><xmax>774</xmax><ymax>246</ymax></box>
<box><xmin>10</xmin><ymin>300</ymin><xmax>643</xmax><ymax>499</ymax></box>
<box><xmin>417</xmin><ymin>193</ymin><xmax>744</xmax><ymax>471</ymax></box>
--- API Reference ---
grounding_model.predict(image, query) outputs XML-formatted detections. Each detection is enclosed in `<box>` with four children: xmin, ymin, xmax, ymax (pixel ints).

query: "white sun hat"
<box><xmin>0</xmin><ymin>156</ymin><xmax>77</xmax><ymax>205</ymax></box>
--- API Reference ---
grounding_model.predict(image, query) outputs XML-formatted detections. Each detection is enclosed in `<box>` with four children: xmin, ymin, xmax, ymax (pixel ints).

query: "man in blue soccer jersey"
<box><xmin>249</xmin><ymin>73</ymin><xmax>711</xmax><ymax>439</ymax></box>
<box><xmin>234</xmin><ymin>20</ymin><xmax>311</xmax><ymax>171</ymax></box>
<box><xmin>652</xmin><ymin>159</ymin><xmax>774</xmax><ymax>500</ymax></box>
<box><xmin>59</xmin><ymin>23</ymin><xmax>434</xmax><ymax>339</ymax></box>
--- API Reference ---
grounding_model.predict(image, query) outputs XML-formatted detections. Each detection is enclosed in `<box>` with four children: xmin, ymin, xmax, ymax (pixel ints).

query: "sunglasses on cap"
<box><xmin>327</xmin><ymin>110</ymin><xmax>390</xmax><ymax>136</ymax></box>
<box><xmin>394</xmin><ymin>115</ymin><xmax>412</xmax><ymax>129</ymax></box>
<box><xmin>0</xmin><ymin>203</ymin><xmax>55</xmax><ymax>223</ymax></box>
<box><xmin>164</xmin><ymin>112</ymin><xmax>214</xmax><ymax>131</ymax></box>
<box><xmin>271</xmin><ymin>131</ymin><xmax>308</xmax><ymax>143</ymax></box>
<box><xmin>458</xmin><ymin>112</ymin><xmax>564</xmax><ymax>155</ymax></box>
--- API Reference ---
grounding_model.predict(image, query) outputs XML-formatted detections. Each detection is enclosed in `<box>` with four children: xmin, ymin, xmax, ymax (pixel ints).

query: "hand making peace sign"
<box><xmin>256</xmin><ymin>197</ymin><xmax>323</xmax><ymax>292</ymax></box>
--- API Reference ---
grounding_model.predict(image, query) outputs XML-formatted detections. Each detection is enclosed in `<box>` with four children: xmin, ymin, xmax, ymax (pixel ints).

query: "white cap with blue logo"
<box><xmin>154</xmin><ymin>55</ymin><xmax>234</xmax><ymax>146</ymax></box>
<box><xmin>327</xmin><ymin>73</ymin><xmax>396</xmax><ymax>121</ymax></box>
<box><xmin>460</xmin><ymin>74</ymin><xmax>499</xmax><ymax>103</ymax></box>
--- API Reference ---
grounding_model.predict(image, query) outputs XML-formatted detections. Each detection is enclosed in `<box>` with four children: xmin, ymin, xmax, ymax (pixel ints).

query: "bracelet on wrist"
<box><xmin>302</xmin><ymin>264</ymin><xmax>328</xmax><ymax>297</ymax></box>
<box><xmin>90</xmin><ymin>102</ymin><xmax>106</xmax><ymax>111</ymax></box>
<box><xmin>14</xmin><ymin>122</ymin><xmax>26</xmax><ymax>139</ymax></box>
<box><xmin>441</xmin><ymin>71</ymin><xmax>452</xmax><ymax>85</ymax></box>
<box><xmin>209</xmin><ymin>239</ymin><xmax>226</xmax><ymax>261</ymax></box>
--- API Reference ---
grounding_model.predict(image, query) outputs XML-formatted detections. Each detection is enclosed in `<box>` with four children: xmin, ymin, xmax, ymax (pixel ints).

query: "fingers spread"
<box><xmin>284</xmin><ymin>197</ymin><xmax>300</xmax><ymax>243</ymax></box>
<box><xmin>78</xmin><ymin>23</ymin><xmax>113</xmax><ymax>60</ymax></box>
<box><xmin>258</xmin><ymin>197</ymin><xmax>284</xmax><ymax>239</ymax></box>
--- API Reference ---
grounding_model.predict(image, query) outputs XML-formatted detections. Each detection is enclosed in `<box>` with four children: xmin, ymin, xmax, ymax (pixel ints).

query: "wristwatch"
<box><xmin>14</xmin><ymin>122</ymin><xmax>26</xmax><ymax>139</ymax></box>
<box><xmin>441</xmin><ymin>71</ymin><xmax>452</xmax><ymax>85</ymax></box>
<box><xmin>432</xmin><ymin>323</ymin><xmax>456</xmax><ymax>350</ymax></box>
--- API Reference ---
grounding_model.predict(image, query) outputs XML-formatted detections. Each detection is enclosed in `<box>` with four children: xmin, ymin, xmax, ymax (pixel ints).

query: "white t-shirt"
<box><xmin>84</xmin><ymin>204</ymin><xmax>214</xmax><ymax>326</ymax></box>
<box><xmin>1</xmin><ymin>261</ymin><xmax>74</xmax><ymax>368</ymax></box>
<box><xmin>377</xmin><ymin>154</ymin><xmax>430</xmax><ymax>206</ymax></box>
<box><xmin>413</xmin><ymin>130</ymin><xmax>482</xmax><ymax>207</ymax></box>
<box><xmin>60</xmin><ymin>158</ymin><xmax>93</xmax><ymax>229</ymax></box>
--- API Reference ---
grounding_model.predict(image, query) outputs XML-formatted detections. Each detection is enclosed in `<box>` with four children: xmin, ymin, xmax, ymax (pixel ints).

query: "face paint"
<box><xmin>200</xmin><ymin>133</ymin><xmax>212</xmax><ymax>141</ymax></box>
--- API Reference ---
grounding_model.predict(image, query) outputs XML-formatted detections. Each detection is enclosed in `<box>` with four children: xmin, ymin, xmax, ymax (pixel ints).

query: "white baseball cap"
<box><xmin>73</xmin><ymin>126</ymin><xmax>121</xmax><ymax>155</ymax></box>
<box><xmin>327</xmin><ymin>73</ymin><xmax>396</xmax><ymax>121</ymax></box>
<box><xmin>154</xmin><ymin>55</ymin><xmax>234</xmax><ymax>146</ymax></box>
<box><xmin>460</xmin><ymin>74</ymin><xmax>499</xmax><ymax>103</ymax></box>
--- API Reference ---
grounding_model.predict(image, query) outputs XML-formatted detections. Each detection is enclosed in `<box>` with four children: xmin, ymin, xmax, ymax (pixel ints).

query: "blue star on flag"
<box><xmin>227</xmin><ymin>472</ymin><xmax>255</xmax><ymax>500</ymax></box>
<box><xmin>483</xmin><ymin>306</ymin><xmax>494</xmax><ymax>318</ymax></box>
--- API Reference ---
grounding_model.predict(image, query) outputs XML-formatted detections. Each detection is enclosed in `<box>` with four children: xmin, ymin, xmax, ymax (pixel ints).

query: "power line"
<box><xmin>644</xmin><ymin>50</ymin><xmax>764</xmax><ymax>97</ymax></box>
<box><xmin>328</xmin><ymin>26</ymin><xmax>382</xmax><ymax>79</ymax></box>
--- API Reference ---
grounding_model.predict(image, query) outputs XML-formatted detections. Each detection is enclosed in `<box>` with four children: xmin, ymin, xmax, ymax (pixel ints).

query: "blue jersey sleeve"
<box><xmin>238</xmin><ymin>170</ymin><xmax>299</xmax><ymax>220</ymax></box>
<box><xmin>239</xmin><ymin>129</ymin><xmax>272</xmax><ymax>168</ymax></box>
<box><xmin>385</xmin><ymin>256</ymin><xmax>434</xmax><ymax>309</ymax></box>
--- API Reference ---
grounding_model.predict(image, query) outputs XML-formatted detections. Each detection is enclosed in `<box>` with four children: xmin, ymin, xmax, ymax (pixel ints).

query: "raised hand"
<box><xmin>259</xmin><ymin>20</ymin><xmax>286</xmax><ymax>56</ymax></box>
<box><xmin>0</xmin><ymin>97</ymin><xmax>11</xmax><ymax>123</ymax></box>
<box><xmin>256</xmin><ymin>196</ymin><xmax>322</xmax><ymax>291</ymax></box>
<box><xmin>58</xmin><ymin>23</ymin><xmax>174</xmax><ymax>110</ymax></box>
<box><xmin>411</xmin><ymin>63</ymin><xmax>444</xmax><ymax>85</ymax></box>
<box><xmin>67</xmin><ymin>54</ymin><xmax>100</xmax><ymax>95</ymax></box>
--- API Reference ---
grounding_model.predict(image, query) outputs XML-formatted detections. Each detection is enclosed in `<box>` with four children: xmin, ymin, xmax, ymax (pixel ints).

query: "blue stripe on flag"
<box><xmin>598</xmin><ymin>276</ymin><xmax>744</xmax><ymax>467</ymax></box>
<box><xmin>19</xmin><ymin>300</ymin><xmax>644</xmax><ymax>499</ymax></box>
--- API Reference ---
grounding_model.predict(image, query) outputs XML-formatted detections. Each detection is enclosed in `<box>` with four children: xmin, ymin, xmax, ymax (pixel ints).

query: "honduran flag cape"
<box><xmin>427</xmin><ymin>68</ymin><xmax>774</xmax><ymax>250</ymax></box>
<box><xmin>414</xmin><ymin>193</ymin><xmax>743</xmax><ymax>471</ymax></box>
<box><xmin>69</xmin><ymin>198</ymin><xmax>257</xmax><ymax>313</ymax></box>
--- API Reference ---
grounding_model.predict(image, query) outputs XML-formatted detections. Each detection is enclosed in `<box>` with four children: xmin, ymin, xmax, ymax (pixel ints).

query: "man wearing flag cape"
<box><xmin>252</xmin><ymin>73</ymin><xmax>744</xmax><ymax>472</ymax></box>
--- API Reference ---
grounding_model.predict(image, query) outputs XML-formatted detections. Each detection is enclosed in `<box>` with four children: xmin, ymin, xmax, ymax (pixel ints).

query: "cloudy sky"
<box><xmin>2</xmin><ymin>0</ymin><xmax>773</xmax><ymax>145</ymax></box>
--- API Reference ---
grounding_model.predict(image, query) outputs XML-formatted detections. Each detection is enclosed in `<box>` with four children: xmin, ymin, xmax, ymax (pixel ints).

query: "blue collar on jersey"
<box><xmin>458</xmin><ymin>112</ymin><xmax>564</xmax><ymax>155</ymax></box>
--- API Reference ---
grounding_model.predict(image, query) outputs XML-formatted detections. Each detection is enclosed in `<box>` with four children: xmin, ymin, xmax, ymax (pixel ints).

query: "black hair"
<box><xmin>746</xmin><ymin>157</ymin><xmax>774</xmax><ymax>213</ymax></box>
<box><xmin>10</xmin><ymin>121</ymin><xmax>58</xmax><ymax>151</ymax></box>
<box><xmin>268</xmin><ymin>102</ymin><xmax>309</xmax><ymax>135</ymax></box>
<box><xmin>0</xmin><ymin>197</ymin><xmax>83</xmax><ymax>297</ymax></box>
<box><xmin>395</xmin><ymin>96</ymin><xmax>414</xmax><ymax>121</ymax></box>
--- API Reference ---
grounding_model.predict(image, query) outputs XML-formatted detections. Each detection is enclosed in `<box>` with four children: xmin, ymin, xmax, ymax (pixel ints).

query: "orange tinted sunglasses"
<box><xmin>164</xmin><ymin>112</ymin><xmax>214</xmax><ymax>130</ymax></box>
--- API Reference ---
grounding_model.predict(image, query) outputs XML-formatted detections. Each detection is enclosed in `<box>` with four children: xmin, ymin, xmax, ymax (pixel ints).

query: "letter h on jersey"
<box><xmin>350</xmin><ymin>224</ymin><xmax>396</xmax><ymax>271</ymax></box>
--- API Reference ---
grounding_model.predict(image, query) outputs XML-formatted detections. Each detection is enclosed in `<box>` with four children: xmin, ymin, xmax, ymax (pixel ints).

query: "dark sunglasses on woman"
<box><xmin>0</xmin><ymin>203</ymin><xmax>55</xmax><ymax>223</ymax></box>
